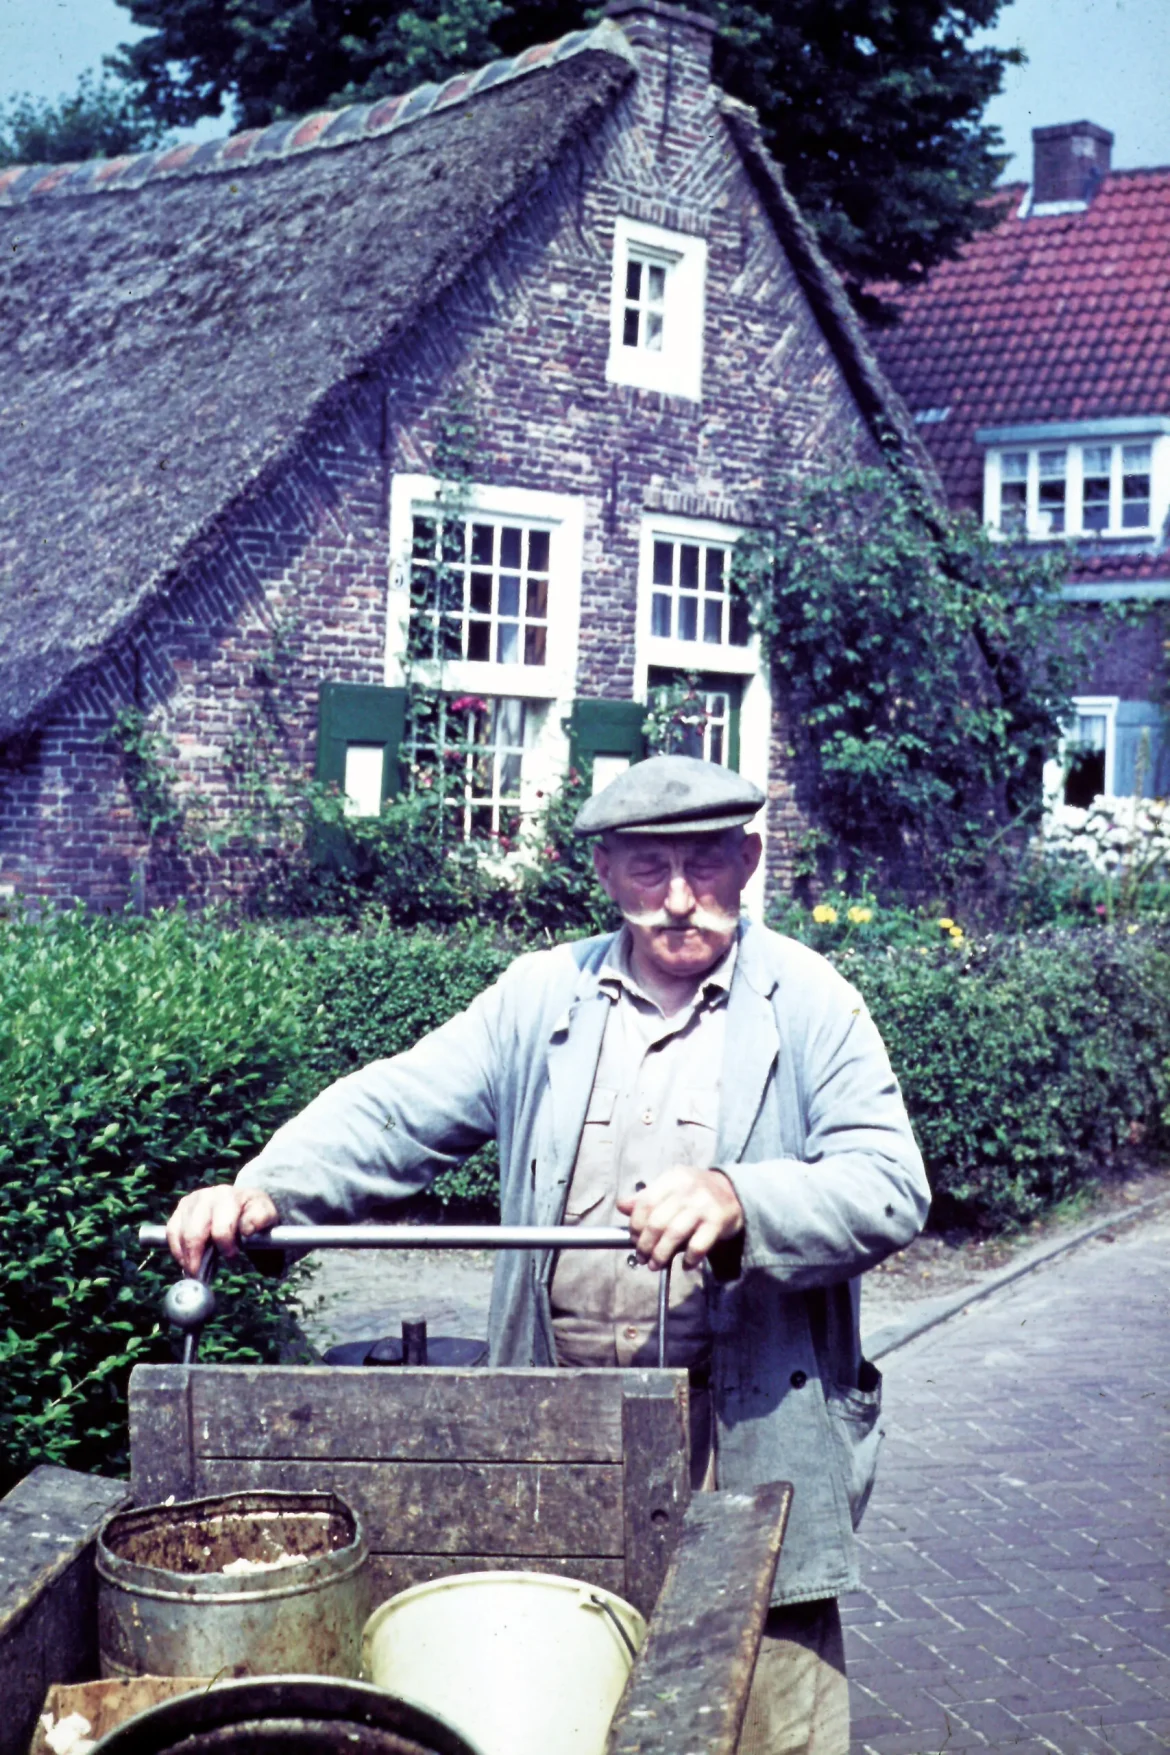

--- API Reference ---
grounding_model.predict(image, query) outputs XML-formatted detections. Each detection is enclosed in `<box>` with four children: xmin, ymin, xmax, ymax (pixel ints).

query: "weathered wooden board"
<box><xmin>194</xmin><ymin>1457</ymin><xmax>624</xmax><ymax>1555</ymax></box>
<box><xmin>0</xmin><ymin>1466</ymin><xmax>130</xmax><ymax>1755</ymax></box>
<box><xmin>136</xmin><ymin>1365</ymin><xmax>630</xmax><ymax>1465</ymax></box>
<box><xmin>607</xmin><ymin>1482</ymin><xmax>792</xmax><ymax>1755</ymax></box>
<box><xmin>621</xmin><ymin>1372</ymin><xmax>691</xmax><ymax>1618</ymax></box>
<box><xmin>130</xmin><ymin>1366</ymin><xmax>196</xmax><ymax>1503</ymax></box>
<box><xmin>367</xmin><ymin>1551</ymin><xmax>626</xmax><ymax>1604</ymax></box>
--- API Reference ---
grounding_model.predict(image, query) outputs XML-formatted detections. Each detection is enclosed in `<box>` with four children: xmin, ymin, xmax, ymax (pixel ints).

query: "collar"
<box><xmin>597</xmin><ymin>924</ymin><xmax>738</xmax><ymax>1013</ymax></box>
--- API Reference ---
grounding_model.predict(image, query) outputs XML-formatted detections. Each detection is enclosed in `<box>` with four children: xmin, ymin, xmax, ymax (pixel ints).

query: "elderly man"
<box><xmin>168</xmin><ymin>754</ymin><xmax>929</xmax><ymax>1755</ymax></box>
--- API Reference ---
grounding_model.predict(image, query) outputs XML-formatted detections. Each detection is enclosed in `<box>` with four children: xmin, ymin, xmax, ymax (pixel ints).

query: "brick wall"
<box><xmin>0</xmin><ymin>5</ymin><xmax>883</xmax><ymax>910</ymax></box>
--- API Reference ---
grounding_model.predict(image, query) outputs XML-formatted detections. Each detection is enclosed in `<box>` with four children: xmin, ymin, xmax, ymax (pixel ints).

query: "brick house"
<box><xmin>0</xmin><ymin>0</ymin><xmax>931</xmax><ymax>914</ymax></box>
<box><xmin>872</xmin><ymin>122</ymin><xmax>1170</xmax><ymax>815</ymax></box>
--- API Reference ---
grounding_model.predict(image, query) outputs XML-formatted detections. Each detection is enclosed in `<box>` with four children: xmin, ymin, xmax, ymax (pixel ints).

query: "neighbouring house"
<box><xmin>0</xmin><ymin>0</ymin><xmax>932</xmax><ymax>914</ymax></box>
<box><xmin>872</xmin><ymin>121</ymin><xmax>1170</xmax><ymax>825</ymax></box>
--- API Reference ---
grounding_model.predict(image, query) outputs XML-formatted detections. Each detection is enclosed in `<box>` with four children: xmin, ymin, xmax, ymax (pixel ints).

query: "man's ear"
<box><xmin>740</xmin><ymin>832</ymin><xmax>763</xmax><ymax>885</ymax></box>
<box><xmin>592</xmin><ymin>839</ymin><xmax>617</xmax><ymax>900</ymax></box>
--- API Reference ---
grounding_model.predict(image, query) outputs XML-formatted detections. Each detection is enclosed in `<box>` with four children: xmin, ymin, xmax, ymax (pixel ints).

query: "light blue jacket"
<box><xmin>240</xmin><ymin>921</ymin><xmax>930</xmax><ymax>1602</ymax></box>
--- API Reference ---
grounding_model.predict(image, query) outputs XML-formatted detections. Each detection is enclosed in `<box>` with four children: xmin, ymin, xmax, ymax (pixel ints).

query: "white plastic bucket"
<box><xmin>361</xmin><ymin>1570</ymin><xmax>646</xmax><ymax>1755</ymax></box>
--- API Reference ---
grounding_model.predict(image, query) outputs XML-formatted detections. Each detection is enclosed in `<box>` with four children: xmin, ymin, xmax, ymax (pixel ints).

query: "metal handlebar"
<box><xmin>139</xmin><ymin>1224</ymin><xmax>672</xmax><ymax>1369</ymax></box>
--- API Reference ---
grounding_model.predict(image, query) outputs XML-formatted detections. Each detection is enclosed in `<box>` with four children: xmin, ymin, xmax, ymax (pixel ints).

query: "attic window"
<box><xmin>982</xmin><ymin>428</ymin><xmax>1165</xmax><ymax>539</ymax></box>
<box><xmin>623</xmin><ymin>250</ymin><xmax>671</xmax><ymax>353</ymax></box>
<box><xmin>607</xmin><ymin>216</ymin><xmax>707</xmax><ymax>402</ymax></box>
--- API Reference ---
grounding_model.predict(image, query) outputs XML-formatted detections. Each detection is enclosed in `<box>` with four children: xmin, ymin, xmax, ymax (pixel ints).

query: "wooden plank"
<box><xmin>621</xmin><ymin>1371</ymin><xmax>691</xmax><ymax>1619</ymax></box>
<box><xmin>129</xmin><ymin>1363</ymin><xmax>195</xmax><ymax>1503</ymax></box>
<box><xmin>169</xmin><ymin>1366</ymin><xmax>626</xmax><ymax>1463</ymax></box>
<box><xmin>367</xmin><ymin>1552</ymin><xmax>626</xmax><ymax>1605</ymax></box>
<box><xmin>194</xmin><ymin>1458</ymin><xmax>625</xmax><ymax>1557</ymax></box>
<box><xmin>0</xmin><ymin>1466</ymin><xmax>130</xmax><ymax>1755</ymax></box>
<box><xmin>607</xmin><ymin>1482</ymin><xmax>792</xmax><ymax>1755</ymax></box>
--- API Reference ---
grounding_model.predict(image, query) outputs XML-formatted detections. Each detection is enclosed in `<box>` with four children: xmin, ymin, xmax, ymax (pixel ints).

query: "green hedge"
<box><xmin>0</xmin><ymin>910</ymin><xmax>318</xmax><ymax>1491</ymax></box>
<box><xmin>3</xmin><ymin>909</ymin><xmax>1169</xmax><ymax>1491</ymax></box>
<box><xmin>841</xmin><ymin>929</ymin><xmax>1170</xmax><ymax>1229</ymax></box>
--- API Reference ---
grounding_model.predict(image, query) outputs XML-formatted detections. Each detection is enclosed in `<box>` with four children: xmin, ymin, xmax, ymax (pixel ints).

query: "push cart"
<box><xmin>0</xmin><ymin>1223</ymin><xmax>792</xmax><ymax>1755</ymax></box>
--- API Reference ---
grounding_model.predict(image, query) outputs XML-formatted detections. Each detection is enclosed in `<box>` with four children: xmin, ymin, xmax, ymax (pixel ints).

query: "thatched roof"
<box><xmin>0</xmin><ymin>25</ymin><xmax>635</xmax><ymax>742</ymax></box>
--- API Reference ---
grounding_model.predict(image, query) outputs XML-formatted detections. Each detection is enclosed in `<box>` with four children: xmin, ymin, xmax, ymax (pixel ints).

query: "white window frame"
<box><xmin>606</xmin><ymin>216</ymin><xmax>707</xmax><ymax>402</ymax></box>
<box><xmin>981</xmin><ymin>424</ymin><xmax>1169</xmax><ymax>541</ymax></box>
<box><xmin>633</xmin><ymin>512</ymin><xmax>769</xmax><ymax>919</ymax></box>
<box><xmin>387</xmin><ymin>476</ymin><xmax>584</xmax><ymax>701</ymax></box>
<box><xmin>386</xmin><ymin>476</ymin><xmax>585</xmax><ymax>831</ymax></box>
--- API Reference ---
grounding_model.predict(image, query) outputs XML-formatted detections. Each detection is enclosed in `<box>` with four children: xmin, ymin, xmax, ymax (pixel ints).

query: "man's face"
<box><xmin>593</xmin><ymin>828</ymin><xmax>763</xmax><ymax>982</ymax></box>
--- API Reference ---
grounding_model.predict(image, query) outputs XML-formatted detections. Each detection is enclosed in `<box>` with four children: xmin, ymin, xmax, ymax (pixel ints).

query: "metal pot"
<box><xmin>90</xmin><ymin>1677</ymin><xmax>485</xmax><ymax>1754</ymax></box>
<box><xmin>97</xmin><ymin>1492</ymin><xmax>369</xmax><ymax>1680</ymax></box>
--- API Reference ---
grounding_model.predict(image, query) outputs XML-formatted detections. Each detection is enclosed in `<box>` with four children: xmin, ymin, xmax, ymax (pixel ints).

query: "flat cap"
<box><xmin>573</xmin><ymin>754</ymin><xmax>765</xmax><ymax>837</ymax></box>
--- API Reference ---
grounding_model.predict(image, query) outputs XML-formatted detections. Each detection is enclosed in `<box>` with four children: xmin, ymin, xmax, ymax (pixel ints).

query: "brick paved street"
<box><xmin>847</xmin><ymin>1216</ymin><xmax>1170</xmax><ymax>1755</ymax></box>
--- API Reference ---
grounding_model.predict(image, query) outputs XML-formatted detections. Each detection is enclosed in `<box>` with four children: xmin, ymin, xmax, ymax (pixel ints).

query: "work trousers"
<box><xmin>738</xmin><ymin>1598</ymin><xmax>849</xmax><ymax>1755</ymax></box>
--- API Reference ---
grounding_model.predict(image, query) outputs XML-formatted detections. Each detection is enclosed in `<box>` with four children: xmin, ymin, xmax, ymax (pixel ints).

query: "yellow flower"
<box><xmin>948</xmin><ymin>927</ymin><xmax>964</xmax><ymax>944</ymax></box>
<box><xmin>937</xmin><ymin>917</ymin><xmax>955</xmax><ymax>931</ymax></box>
<box><xmin>812</xmin><ymin>904</ymin><xmax>838</xmax><ymax>925</ymax></box>
<box><xmin>847</xmin><ymin>906</ymin><xmax>873</xmax><ymax>925</ymax></box>
<box><xmin>1127</xmin><ymin>923</ymin><xmax>1140</xmax><ymax>934</ymax></box>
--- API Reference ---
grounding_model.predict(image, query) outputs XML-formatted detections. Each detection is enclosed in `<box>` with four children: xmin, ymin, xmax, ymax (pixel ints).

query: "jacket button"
<box><xmin>790</xmin><ymin>1370</ymin><xmax>808</xmax><ymax>1389</ymax></box>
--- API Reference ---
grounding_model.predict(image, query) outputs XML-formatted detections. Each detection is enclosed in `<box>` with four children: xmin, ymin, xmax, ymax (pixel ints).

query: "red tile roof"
<box><xmin>872</xmin><ymin>167</ymin><xmax>1170</xmax><ymax>582</ymax></box>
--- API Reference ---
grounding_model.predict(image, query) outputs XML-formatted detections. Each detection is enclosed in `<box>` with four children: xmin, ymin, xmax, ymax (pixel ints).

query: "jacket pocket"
<box><xmin>563</xmin><ymin>1086</ymin><xmax>616</xmax><ymax>1219</ymax></box>
<box><xmin>826</xmin><ymin>1358</ymin><xmax>883</xmax><ymax>1529</ymax></box>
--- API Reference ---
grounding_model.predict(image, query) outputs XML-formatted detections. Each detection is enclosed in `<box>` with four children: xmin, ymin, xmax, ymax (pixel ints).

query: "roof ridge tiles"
<box><xmin>0</xmin><ymin>17</ymin><xmax>634</xmax><ymax>208</ymax></box>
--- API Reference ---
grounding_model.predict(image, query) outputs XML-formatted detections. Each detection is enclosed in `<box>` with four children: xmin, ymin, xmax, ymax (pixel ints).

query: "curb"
<box><xmin>866</xmin><ymin>1184</ymin><xmax>1170</xmax><ymax>1362</ymax></box>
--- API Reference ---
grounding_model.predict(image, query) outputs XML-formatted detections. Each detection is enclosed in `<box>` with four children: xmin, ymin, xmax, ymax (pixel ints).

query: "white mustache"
<box><xmin>621</xmin><ymin>904</ymin><xmax>739</xmax><ymax>932</ymax></box>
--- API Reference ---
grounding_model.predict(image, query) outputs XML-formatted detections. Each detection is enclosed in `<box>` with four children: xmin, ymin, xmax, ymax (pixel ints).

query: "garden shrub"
<box><xmin>836</xmin><ymin>927</ymin><xmax>1170</xmax><ymax>1230</ymax></box>
<box><xmin>0</xmin><ymin>908</ymin><xmax>319</xmax><ymax>1491</ymax></box>
<box><xmin>294</xmin><ymin>925</ymin><xmax>519</xmax><ymax>1210</ymax></box>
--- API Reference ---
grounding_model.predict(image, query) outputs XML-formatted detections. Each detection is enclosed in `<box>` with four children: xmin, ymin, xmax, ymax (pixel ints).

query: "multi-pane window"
<box><xmin>1037</xmin><ymin>450</ymin><xmax>1066</xmax><ymax>535</ymax></box>
<box><xmin>623</xmin><ymin>252</ymin><xmax>669</xmax><ymax>353</ymax></box>
<box><xmin>409</xmin><ymin>515</ymin><xmax>550</xmax><ymax>666</ymax></box>
<box><xmin>406</xmin><ymin>693</ymin><xmax>532</xmax><ymax>842</ymax></box>
<box><xmin>1082</xmin><ymin>446</ymin><xmax>1112</xmax><ymax>531</ymax></box>
<box><xmin>993</xmin><ymin>441</ymin><xmax>1157</xmax><ymax>536</ymax></box>
<box><xmin>649</xmin><ymin>539</ymin><xmax>750</xmax><ymax>648</ymax></box>
<box><xmin>647</xmin><ymin>672</ymin><xmax>739</xmax><ymax>769</ymax></box>
<box><xmin>1122</xmin><ymin>445</ymin><xmax>1152</xmax><ymax>527</ymax></box>
<box><xmin>999</xmin><ymin>452</ymin><xmax>1028</xmax><ymax>533</ymax></box>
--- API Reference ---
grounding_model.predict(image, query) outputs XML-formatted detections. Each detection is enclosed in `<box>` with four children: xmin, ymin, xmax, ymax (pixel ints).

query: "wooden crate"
<box><xmin>129</xmin><ymin>1364</ymin><xmax>693</xmax><ymax>1616</ymax></box>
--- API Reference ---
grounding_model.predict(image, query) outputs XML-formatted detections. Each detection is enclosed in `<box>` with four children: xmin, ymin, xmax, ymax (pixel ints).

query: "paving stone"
<box><xmin>846</xmin><ymin>1218</ymin><xmax>1170</xmax><ymax>1753</ymax></box>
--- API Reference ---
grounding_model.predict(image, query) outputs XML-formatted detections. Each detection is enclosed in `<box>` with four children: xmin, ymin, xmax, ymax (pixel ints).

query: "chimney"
<box><xmin>1031</xmin><ymin>122</ymin><xmax>1113</xmax><ymax>207</ymax></box>
<box><xmin>603</xmin><ymin>0</ymin><xmax>717</xmax><ymax>81</ymax></box>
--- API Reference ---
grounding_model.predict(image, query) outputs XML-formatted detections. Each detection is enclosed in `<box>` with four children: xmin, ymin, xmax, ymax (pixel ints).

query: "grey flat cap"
<box><xmin>573</xmin><ymin>754</ymin><xmax>765</xmax><ymax>837</ymax></box>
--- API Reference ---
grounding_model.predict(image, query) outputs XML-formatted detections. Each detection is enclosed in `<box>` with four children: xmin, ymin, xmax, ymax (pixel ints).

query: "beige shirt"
<box><xmin>550</xmin><ymin>928</ymin><xmax>734</xmax><ymax>1370</ymax></box>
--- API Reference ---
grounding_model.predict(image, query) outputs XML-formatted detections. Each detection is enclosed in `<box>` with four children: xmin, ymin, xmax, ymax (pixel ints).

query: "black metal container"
<box><xmin>90</xmin><ymin>1677</ymin><xmax>485</xmax><ymax>1754</ymax></box>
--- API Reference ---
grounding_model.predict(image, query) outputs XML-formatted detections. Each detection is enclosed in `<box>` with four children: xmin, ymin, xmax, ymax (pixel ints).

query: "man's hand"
<box><xmin>166</xmin><ymin>1185</ymin><xmax>278</xmax><ymax>1277</ymax></box>
<box><xmin>617</xmin><ymin>1168</ymin><xmax>744</xmax><ymax>1271</ymax></box>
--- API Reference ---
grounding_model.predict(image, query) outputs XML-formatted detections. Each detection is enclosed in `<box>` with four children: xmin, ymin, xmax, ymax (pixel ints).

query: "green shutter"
<box><xmin>1114</xmin><ymin>702</ymin><xmax>1170</xmax><ymax>798</ymax></box>
<box><xmin>315</xmin><ymin>683</ymin><xmax>407</xmax><ymax>802</ymax></box>
<box><xmin>568</xmin><ymin>699</ymin><xmax>648</xmax><ymax>772</ymax></box>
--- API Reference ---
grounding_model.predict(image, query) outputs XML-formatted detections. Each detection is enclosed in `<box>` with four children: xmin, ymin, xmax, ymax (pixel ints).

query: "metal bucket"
<box><xmin>89</xmin><ymin>1677</ymin><xmax>484</xmax><ymax>1754</ymax></box>
<box><xmin>97</xmin><ymin>1492</ymin><xmax>369</xmax><ymax>1680</ymax></box>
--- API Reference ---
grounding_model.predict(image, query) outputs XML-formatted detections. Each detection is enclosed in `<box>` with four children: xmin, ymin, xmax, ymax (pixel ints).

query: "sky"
<box><xmin>1</xmin><ymin>0</ymin><xmax>1168</xmax><ymax>172</ymax></box>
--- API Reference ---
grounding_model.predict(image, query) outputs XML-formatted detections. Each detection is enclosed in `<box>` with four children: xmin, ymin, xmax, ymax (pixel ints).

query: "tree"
<box><xmin>0</xmin><ymin>72</ymin><xmax>168</xmax><ymax>168</ymax></box>
<box><xmin>107</xmin><ymin>0</ymin><xmax>1021</xmax><ymax>297</ymax></box>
